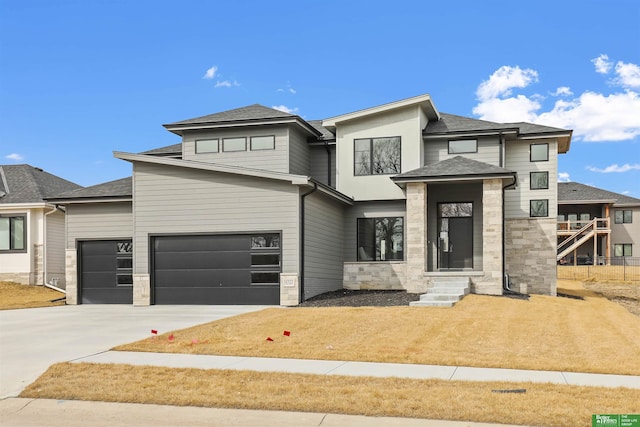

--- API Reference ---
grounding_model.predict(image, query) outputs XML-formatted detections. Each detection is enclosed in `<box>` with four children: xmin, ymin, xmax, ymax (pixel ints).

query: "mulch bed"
<box><xmin>299</xmin><ymin>289</ymin><xmax>421</xmax><ymax>307</ymax></box>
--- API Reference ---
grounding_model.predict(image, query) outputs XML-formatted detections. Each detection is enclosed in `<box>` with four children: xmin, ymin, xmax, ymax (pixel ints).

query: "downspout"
<box><xmin>502</xmin><ymin>174</ymin><xmax>518</xmax><ymax>294</ymax></box>
<box><xmin>299</xmin><ymin>182</ymin><xmax>318</xmax><ymax>304</ymax></box>
<box><xmin>43</xmin><ymin>204</ymin><xmax>66</xmax><ymax>293</ymax></box>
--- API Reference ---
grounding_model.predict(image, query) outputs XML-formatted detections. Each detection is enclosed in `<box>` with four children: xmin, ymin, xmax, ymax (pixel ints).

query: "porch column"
<box><xmin>478</xmin><ymin>179</ymin><xmax>503</xmax><ymax>295</ymax></box>
<box><xmin>405</xmin><ymin>182</ymin><xmax>427</xmax><ymax>293</ymax></box>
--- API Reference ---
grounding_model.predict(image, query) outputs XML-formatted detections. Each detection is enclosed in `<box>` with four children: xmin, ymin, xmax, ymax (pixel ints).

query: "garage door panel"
<box><xmin>154</xmin><ymin>286</ymin><xmax>279</xmax><ymax>305</ymax></box>
<box><xmin>154</xmin><ymin>235</ymin><xmax>249</xmax><ymax>253</ymax></box>
<box><xmin>81</xmin><ymin>255</ymin><xmax>116</xmax><ymax>271</ymax></box>
<box><xmin>154</xmin><ymin>251</ymin><xmax>251</xmax><ymax>270</ymax></box>
<box><xmin>80</xmin><ymin>241</ymin><xmax>116</xmax><ymax>256</ymax></box>
<box><xmin>82</xmin><ymin>287</ymin><xmax>133</xmax><ymax>304</ymax></box>
<box><xmin>154</xmin><ymin>269</ymin><xmax>251</xmax><ymax>288</ymax></box>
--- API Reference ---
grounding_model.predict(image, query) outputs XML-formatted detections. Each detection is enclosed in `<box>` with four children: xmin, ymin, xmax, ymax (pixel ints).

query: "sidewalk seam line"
<box><xmin>449</xmin><ymin>366</ymin><xmax>459</xmax><ymax>381</ymax></box>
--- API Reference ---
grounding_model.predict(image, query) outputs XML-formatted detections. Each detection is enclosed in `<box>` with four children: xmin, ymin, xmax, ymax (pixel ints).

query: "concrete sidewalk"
<box><xmin>0</xmin><ymin>398</ymin><xmax>526</xmax><ymax>427</ymax></box>
<box><xmin>76</xmin><ymin>350</ymin><xmax>640</xmax><ymax>389</ymax></box>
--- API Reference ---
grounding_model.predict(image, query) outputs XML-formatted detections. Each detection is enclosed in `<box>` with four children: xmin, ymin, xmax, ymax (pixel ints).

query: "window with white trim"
<box><xmin>0</xmin><ymin>215</ymin><xmax>26</xmax><ymax>252</ymax></box>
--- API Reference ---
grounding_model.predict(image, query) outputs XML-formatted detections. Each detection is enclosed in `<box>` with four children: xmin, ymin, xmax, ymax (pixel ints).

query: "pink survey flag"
<box><xmin>283</xmin><ymin>330</ymin><xmax>291</xmax><ymax>336</ymax></box>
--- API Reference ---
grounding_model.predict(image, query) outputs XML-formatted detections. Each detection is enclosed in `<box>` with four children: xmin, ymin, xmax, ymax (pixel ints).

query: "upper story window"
<box><xmin>530</xmin><ymin>199</ymin><xmax>548</xmax><ymax>217</ymax></box>
<box><xmin>223</xmin><ymin>137</ymin><xmax>246</xmax><ymax>152</ymax></box>
<box><xmin>530</xmin><ymin>143</ymin><xmax>549</xmax><ymax>162</ymax></box>
<box><xmin>354</xmin><ymin>137</ymin><xmax>401</xmax><ymax>176</ymax></box>
<box><xmin>614</xmin><ymin>243</ymin><xmax>632</xmax><ymax>257</ymax></box>
<box><xmin>195</xmin><ymin>139</ymin><xmax>219</xmax><ymax>153</ymax></box>
<box><xmin>0</xmin><ymin>215</ymin><xmax>26</xmax><ymax>252</ymax></box>
<box><xmin>614</xmin><ymin>210</ymin><xmax>632</xmax><ymax>224</ymax></box>
<box><xmin>250</xmin><ymin>135</ymin><xmax>275</xmax><ymax>151</ymax></box>
<box><xmin>530</xmin><ymin>171</ymin><xmax>549</xmax><ymax>190</ymax></box>
<box><xmin>448</xmin><ymin>139</ymin><xmax>477</xmax><ymax>154</ymax></box>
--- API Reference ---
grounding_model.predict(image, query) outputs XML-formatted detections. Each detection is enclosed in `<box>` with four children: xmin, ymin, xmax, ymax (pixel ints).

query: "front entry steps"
<box><xmin>410</xmin><ymin>277</ymin><xmax>470</xmax><ymax>307</ymax></box>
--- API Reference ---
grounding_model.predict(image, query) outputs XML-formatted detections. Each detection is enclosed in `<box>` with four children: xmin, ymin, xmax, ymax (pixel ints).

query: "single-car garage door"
<box><xmin>79</xmin><ymin>240</ymin><xmax>133</xmax><ymax>304</ymax></box>
<box><xmin>151</xmin><ymin>233</ymin><xmax>281</xmax><ymax>305</ymax></box>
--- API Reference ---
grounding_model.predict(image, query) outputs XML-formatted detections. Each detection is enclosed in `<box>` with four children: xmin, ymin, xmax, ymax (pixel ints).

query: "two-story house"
<box><xmin>48</xmin><ymin>94</ymin><xmax>572</xmax><ymax>305</ymax></box>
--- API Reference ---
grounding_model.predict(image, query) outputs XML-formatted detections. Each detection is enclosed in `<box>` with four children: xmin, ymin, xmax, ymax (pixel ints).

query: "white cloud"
<box><xmin>203</xmin><ymin>66</ymin><xmax>218</xmax><ymax>80</ymax></box>
<box><xmin>5</xmin><ymin>153</ymin><xmax>23</xmax><ymax>161</ymax></box>
<box><xmin>473</xmin><ymin>56</ymin><xmax>640</xmax><ymax>142</ymax></box>
<box><xmin>558</xmin><ymin>172</ymin><xmax>571</xmax><ymax>182</ymax></box>
<box><xmin>592</xmin><ymin>54</ymin><xmax>612</xmax><ymax>74</ymax></box>
<box><xmin>552</xmin><ymin>86</ymin><xmax>573</xmax><ymax>96</ymax></box>
<box><xmin>272</xmin><ymin>105</ymin><xmax>298</xmax><ymax>114</ymax></box>
<box><xmin>476</xmin><ymin>65</ymin><xmax>538</xmax><ymax>101</ymax></box>
<box><xmin>586</xmin><ymin>163</ymin><xmax>640</xmax><ymax>173</ymax></box>
<box><xmin>214</xmin><ymin>80</ymin><xmax>239</xmax><ymax>88</ymax></box>
<box><xmin>614</xmin><ymin>61</ymin><xmax>640</xmax><ymax>89</ymax></box>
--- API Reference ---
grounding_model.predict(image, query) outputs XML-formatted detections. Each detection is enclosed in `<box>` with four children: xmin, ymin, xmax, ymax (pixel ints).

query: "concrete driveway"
<box><xmin>0</xmin><ymin>304</ymin><xmax>266</xmax><ymax>398</ymax></box>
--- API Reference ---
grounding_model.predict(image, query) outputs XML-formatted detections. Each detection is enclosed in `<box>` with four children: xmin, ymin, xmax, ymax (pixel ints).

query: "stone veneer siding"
<box><xmin>133</xmin><ymin>274</ymin><xmax>151</xmax><ymax>306</ymax></box>
<box><xmin>65</xmin><ymin>249</ymin><xmax>77</xmax><ymax>304</ymax></box>
<box><xmin>279</xmin><ymin>274</ymin><xmax>299</xmax><ymax>306</ymax></box>
<box><xmin>343</xmin><ymin>262</ymin><xmax>406</xmax><ymax>290</ymax></box>
<box><xmin>0</xmin><ymin>273</ymin><xmax>32</xmax><ymax>284</ymax></box>
<box><xmin>472</xmin><ymin>179</ymin><xmax>503</xmax><ymax>295</ymax></box>
<box><xmin>405</xmin><ymin>182</ymin><xmax>428</xmax><ymax>293</ymax></box>
<box><xmin>505</xmin><ymin>217</ymin><xmax>557</xmax><ymax>295</ymax></box>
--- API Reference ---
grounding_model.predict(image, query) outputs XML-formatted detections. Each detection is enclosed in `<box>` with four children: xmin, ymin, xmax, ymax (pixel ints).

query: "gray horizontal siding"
<box><xmin>303</xmin><ymin>191</ymin><xmax>345</xmax><ymax>299</ymax></box>
<box><xmin>504</xmin><ymin>140</ymin><xmax>558</xmax><ymax>218</ymax></box>
<box><xmin>309</xmin><ymin>145</ymin><xmax>336</xmax><ymax>187</ymax></box>
<box><xmin>343</xmin><ymin>200</ymin><xmax>407</xmax><ymax>262</ymax></box>
<box><xmin>66</xmin><ymin>202</ymin><xmax>133</xmax><ymax>249</ymax></box>
<box><xmin>133</xmin><ymin>162</ymin><xmax>300</xmax><ymax>275</ymax></box>
<box><xmin>424</xmin><ymin>136</ymin><xmax>501</xmax><ymax>166</ymax></box>
<box><xmin>182</xmin><ymin>126</ymin><xmax>290</xmax><ymax>173</ymax></box>
<box><xmin>289</xmin><ymin>126</ymin><xmax>311</xmax><ymax>176</ymax></box>
<box><xmin>45</xmin><ymin>210</ymin><xmax>66</xmax><ymax>287</ymax></box>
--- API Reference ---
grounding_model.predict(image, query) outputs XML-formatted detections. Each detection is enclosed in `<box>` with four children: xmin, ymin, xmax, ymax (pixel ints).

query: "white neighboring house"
<box><xmin>0</xmin><ymin>165</ymin><xmax>82</xmax><ymax>287</ymax></box>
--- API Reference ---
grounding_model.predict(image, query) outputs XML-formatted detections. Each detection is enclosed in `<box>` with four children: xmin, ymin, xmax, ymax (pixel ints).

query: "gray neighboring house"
<box><xmin>48</xmin><ymin>94</ymin><xmax>573</xmax><ymax>306</ymax></box>
<box><xmin>0</xmin><ymin>164</ymin><xmax>82</xmax><ymax>287</ymax></box>
<box><xmin>557</xmin><ymin>182</ymin><xmax>640</xmax><ymax>264</ymax></box>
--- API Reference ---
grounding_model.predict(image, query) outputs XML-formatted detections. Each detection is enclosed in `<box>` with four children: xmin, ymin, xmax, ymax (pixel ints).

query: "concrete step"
<box><xmin>429</xmin><ymin>286</ymin><xmax>470</xmax><ymax>295</ymax></box>
<box><xmin>410</xmin><ymin>300</ymin><xmax>456</xmax><ymax>307</ymax></box>
<box><xmin>419</xmin><ymin>293</ymin><xmax>463</xmax><ymax>302</ymax></box>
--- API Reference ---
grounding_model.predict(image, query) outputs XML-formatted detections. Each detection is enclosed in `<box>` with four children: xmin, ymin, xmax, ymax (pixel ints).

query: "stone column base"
<box><xmin>133</xmin><ymin>274</ymin><xmax>151</xmax><ymax>306</ymax></box>
<box><xmin>280</xmin><ymin>274</ymin><xmax>299</xmax><ymax>306</ymax></box>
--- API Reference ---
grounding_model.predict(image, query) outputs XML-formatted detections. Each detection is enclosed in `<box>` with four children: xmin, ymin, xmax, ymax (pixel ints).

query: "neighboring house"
<box><xmin>48</xmin><ymin>94</ymin><xmax>573</xmax><ymax>305</ymax></box>
<box><xmin>557</xmin><ymin>182</ymin><xmax>640</xmax><ymax>265</ymax></box>
<box><xmin>0</xmin><ymin>164</ymin><xmax>82</xmax><ymax>287</ymax></box>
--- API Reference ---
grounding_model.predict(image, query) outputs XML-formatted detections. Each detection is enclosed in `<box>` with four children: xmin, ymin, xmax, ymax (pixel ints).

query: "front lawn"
<box><xmin>0</xmin><ymin>281</ymin><xmax>65</xmax><ymax>310</ymax></box>
<box><xmin>115</xmin><ymin>280</ymin><xmax>640</xmax><ymax>375</ymax></box>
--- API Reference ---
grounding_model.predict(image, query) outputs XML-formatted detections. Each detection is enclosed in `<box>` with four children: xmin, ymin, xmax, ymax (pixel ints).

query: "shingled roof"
<box><xmin>424</xmin><ymin>113</ymin><xmax>569</xmax><ymax>136</ymax></box>
<box><xmin>165</xmin><ymin>104</ymin><xmax>296</xmax><ymax>126</ymax></box>
<box><xmin>0</xmin><ymin>164</ymin><xmax>82</xmax><ymax>204</ymax></box>
<box><xmin>46</xmin><ymin>177</ymin><xmax>132</xmax><ymax>201</ymax></box>
<box><xmin>558</xmin><ymin>182</ymin><xmax>640</xmax><ymax>205</ymax></box>
<box><xmin>392</xmin><ymin>156</ymin><xmax>516</xmax><ymax>183</ymax></box>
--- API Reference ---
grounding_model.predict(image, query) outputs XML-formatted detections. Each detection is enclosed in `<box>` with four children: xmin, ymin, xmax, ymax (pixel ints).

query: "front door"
<box><xmin>438</xmin><ymin>202</ymin><xmax>473</xmax><ymax>269</ymax></box>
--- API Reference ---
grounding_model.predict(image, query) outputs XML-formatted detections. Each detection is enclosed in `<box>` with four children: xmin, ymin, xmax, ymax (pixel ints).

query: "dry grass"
<box><xmin>21</xmin><ymin>362</ymin><xmax>640</xmax><ymax>427</ymax></box>
<box><xmin>581</xmin><ymin>281</ymin><xmax>640</xmax><ymax>316</ymax></box>
<box><xmin>115</xmin><ymin>280</ymin><xmax>640</xmax><ymax>375</ymax></box>
<box><xmin>0</xmin><ymin>281</ymin><xmax>65</xmax><ymax>310</ymax></box>
<box><xmin>558</xmin><ymin>265</ymin><xmax>640</xmax><ymax>282</ymax></box>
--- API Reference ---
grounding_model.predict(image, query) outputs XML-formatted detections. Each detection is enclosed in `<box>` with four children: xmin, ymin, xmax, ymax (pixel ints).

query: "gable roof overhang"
<box><xmin>164</xmin><ymin>117</ymin><xmax>322</xmax><ymax>139</ymax></box>
<box><xmin>113</xmin><ymin>152</ymin><xmax>354</xmax><ymax>206</ymax></box>
<box><xmin>322</xmin><ymin>94</ymin><xmax>439</xmax><ymax>131</ymax></box>
<box><xmin>391</xmin><ymin>156</ymin><xmax>517</xmax><ymax>188</ymax></box>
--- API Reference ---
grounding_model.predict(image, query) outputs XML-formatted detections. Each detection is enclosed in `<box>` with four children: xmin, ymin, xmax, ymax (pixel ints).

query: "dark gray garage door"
<box><xmin>152</xmin><ymin>233</ymin><xmax>280</xmax><ymax>305</ymax></box>
<box><xmin>79</xmin><ymin>240</ymin><xmax>133</xmax><ymax>304</ymax></box>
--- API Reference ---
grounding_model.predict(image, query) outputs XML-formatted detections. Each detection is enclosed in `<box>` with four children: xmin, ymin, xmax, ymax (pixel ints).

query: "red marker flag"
<box><xmin>168</xmin><ymin>334</ymin><xmax>175</xmax><ymax>342</ymax></box>
<box><xmin>266</xmin><ymin>337</ymin><xmax>274</xmax><ymax>341</ymax></box>
<box><xmin>151</xmin><ymin>330</ymin><xmax>158</xmax><ymax>335</ymax></box>
<box><xmin>283</xmin><ymin>330</ymin><xmax>291</xmax><ymax>336</ymax></box>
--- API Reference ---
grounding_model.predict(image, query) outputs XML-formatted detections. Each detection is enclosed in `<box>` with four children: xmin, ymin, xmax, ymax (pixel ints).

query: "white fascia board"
<box><xmin>423</xmin><ymin>130</ymin><xmax>519</xmax><ymax>139</ymax></box>
<box><xmin>558</xmin><ymin>200</ymin><xmax>617</xmax><ymax>205</ymax></box>
<box><xmin>0</xmin><ymin>202</ymin><xmax>49</xmax><ymax>210</ymax></box>
<box><xmin>48</xmin><ymin>198</ymin><xmax>132</xmax><ymax>205</ymax></box>
<box><xmin>114</xmin><ymin>151</ymin><xmax>310</xmax><ymax>185</ymax></box>
<box><xmin>323</xmin><ymin>93</ymin><xmax>439</xmax><ymax>127</ymax></box>
<box><xmin>394</xmin><ymin>174</ymin><xmax>517</xmax><ymax>185</ymax></box>
<box><xmin>165</xmin><ymin>118</ymin><xmax>320</xmax><ymax>137</ymax></box>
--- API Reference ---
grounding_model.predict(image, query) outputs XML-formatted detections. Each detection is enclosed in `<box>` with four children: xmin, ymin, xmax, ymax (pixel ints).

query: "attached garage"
<box><xmin>151</xmin><ymin>233</ymin><xmax>281</xmax><ymax>305</ymax></box>
<box><xmin>79</xmin><ymin>240</ymin><xmax>133</xmax><ymax>304</ymax></box>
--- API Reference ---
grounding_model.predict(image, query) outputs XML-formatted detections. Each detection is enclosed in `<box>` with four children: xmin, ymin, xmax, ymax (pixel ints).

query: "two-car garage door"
<box><xmin>151</xmin><ymin>234</ymin><xmax>281</xmax><ymax>305</ymax></box>
<box><xmin>79</xmin><ymin>234</ymin><xmax>281</xmax><ymax>305</ymax></box>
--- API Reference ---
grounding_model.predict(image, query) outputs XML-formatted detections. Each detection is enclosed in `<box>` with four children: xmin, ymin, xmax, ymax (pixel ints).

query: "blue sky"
<box><xmin>1</xmin><ymin>0</ymin><xmax>639</xmax><ymax>197</ymax></box>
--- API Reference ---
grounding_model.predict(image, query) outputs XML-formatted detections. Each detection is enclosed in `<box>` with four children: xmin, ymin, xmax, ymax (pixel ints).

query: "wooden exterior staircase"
<box><xmin>557</xmin><ymin>218</ymin><xmax>610</xmax><ymax>262</ymax></box>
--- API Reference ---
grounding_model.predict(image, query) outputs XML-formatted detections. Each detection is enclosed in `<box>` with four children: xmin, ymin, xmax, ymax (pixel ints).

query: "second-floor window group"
<box><xmin>195</xmin><ymin>135</ymin><xmax>275</xmax><ymax>154</ymax></box>
<box><xmin>354</xmin><ymin>137</ymin><xmax>401</xmax><ymax>176</ymax></box>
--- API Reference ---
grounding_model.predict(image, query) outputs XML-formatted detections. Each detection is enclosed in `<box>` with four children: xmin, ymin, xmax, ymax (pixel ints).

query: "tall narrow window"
<box><xmin>354</xmin><ymin>137</ymin><xmax>401</xmax><ymax>175</ymax></box>
<box><xmin>357</xmin><ymin>217</ymin><xmax>404</xmax><ymax>261</ymax></box>
<box><xmin>0</xmin><ymin>215</ymin><xmax>26</xmax><ymax>252</ymax></box>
